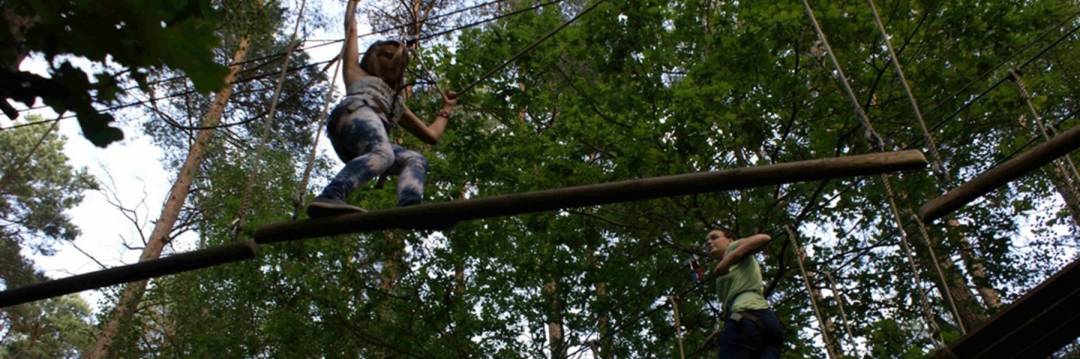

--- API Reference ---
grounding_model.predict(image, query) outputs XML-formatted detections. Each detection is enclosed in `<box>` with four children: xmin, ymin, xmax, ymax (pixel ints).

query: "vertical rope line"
<box><xmin>867</xmin><ymin>0</ymin><xmax>968</xmax><ymax>334</ymax></box>
<box><xmin>1009</xmin><ymin>70</ymin><xmax>1080</xmax><ymax>182</ymax></box>
<box><xmin>232</xmin><ymin>0</ymin><xmax>309</xmax><ymax>236</ymax></box>
<box><xmin>787</xmin><ymin>225</ymin><xmax>842</xmax><ymax>359</ymax></box>
<box><xmin>801</xmin><ymin>0</ymin><xmax>944</xmax><ymax>346</ymax></box>
<box><xmin>866</xmin><ymin>0</ymin><xmax>950</xmax><ymax>183</ymax></box>
<box><xmin>910</xmin><ymin>211</ymin><xmax>967</xmax><ymax>334</ymax></box>
<box><xmin>669</xmin><ymin>296</ymin><xmax>687</xmax><ymax>359</ymax></box>
<box><xmin>292</xmin><ymin>57</ymin><xmax>342</xmax><ymax>220</ymax></box>
<box><xmin>882</xmin><ymin>178</ymin><xmax>945</xmax><ymax>345</ymax></box>
<box><xmin>821</xmin><ymin>269</ymin><xmax>858</xmax><ymax>356</ymax></box>
<box><xmin>800</xmin><ymin>0</ymin><xmax>884</xmax><ymax>150</ymax></box>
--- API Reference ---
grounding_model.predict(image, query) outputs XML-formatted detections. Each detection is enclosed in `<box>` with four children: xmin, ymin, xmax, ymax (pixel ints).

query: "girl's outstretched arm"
<box><xmin>342</xmin><ymin>0</ymin><xmax>364</xmax><ymax>85</ymax></box>
<box><xmin>399</xmin><ymin>91</ymin><xmax>457</xmax><ymax>145</ymax></box>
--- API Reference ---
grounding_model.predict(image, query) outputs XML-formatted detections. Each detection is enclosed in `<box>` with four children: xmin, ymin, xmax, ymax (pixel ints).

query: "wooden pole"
<box><xmin>0</xmin><ymin>241</ymin><xmax>257</xmax><ymax>308</ymax></box>
<box><xmin>919</xmin><ymin>124</ymin><xmax>1080</xmax><ymax>222</ymax></box>
<box><xmin>257</xmin><ymin>150</ymin><xmax>927</xmax><ymax>243</ymax></box>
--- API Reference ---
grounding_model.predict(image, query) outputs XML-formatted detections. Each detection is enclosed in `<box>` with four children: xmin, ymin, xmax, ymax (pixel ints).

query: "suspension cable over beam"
<box><xmin>0</xmin><ymin>241</ymin><xmax>257</xmax><ymax>308</ymax></box>
<box><xmin>919</xmin><ymin>123</ymin><xmax>1080</xmax><ymax>222</ymax></box>
<box><xmin>933</xmin><ymin>256</ymin><xmax>1080</xmax><ymax>358</ymax></box>
<box><xmin>0</xmin><ymin>150</ymin><xmax>926</xmax><ymax>308</ymax></box>
<box><xmin>256</xmin><ymin>150</ymin><xmax>927</xmax><ymax>243</ymax></box>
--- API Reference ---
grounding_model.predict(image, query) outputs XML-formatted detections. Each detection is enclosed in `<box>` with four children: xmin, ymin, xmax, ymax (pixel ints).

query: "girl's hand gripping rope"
<box><xmin>439</xmin><ymin>90</ymin><xmax>458</xmax><ymax>119</ymax></box>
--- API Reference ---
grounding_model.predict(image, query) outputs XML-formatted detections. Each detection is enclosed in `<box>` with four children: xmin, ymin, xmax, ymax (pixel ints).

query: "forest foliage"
<box><xmin>4</xmin><ymin>0</ymin><xmax>1080</xmax><ymax>357</ymax></box>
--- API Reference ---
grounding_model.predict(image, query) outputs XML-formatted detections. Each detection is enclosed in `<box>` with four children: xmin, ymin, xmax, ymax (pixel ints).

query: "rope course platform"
<box><xmin>919</xmin><ymin>123</ymin><xmax>1080</xmax><ymax>222</ymax></box>
<box><xmin>0</xmin><ymin>150</ymin><xmax>926</xmax><ymax>308</ymax></box>
<box><xmin>933</xmin><ymin>256</ymin><xmax>1080</xmax><ymax>359</ymax></box>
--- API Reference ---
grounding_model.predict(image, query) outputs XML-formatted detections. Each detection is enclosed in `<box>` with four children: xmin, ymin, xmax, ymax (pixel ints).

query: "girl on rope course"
<box><xmin>307</xmin><ymin>0</ymin><xmax>458</xmax><ymax>218</ymax></box>
<box><xmin>706</xmin><ymin>228</ymin><xmax>784</xmax><ymax>358</ymax></box>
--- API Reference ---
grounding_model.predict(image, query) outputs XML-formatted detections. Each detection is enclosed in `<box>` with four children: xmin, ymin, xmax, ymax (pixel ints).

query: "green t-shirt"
<box><xmin>715</xmin><ymin>240</ymin><xmax>770</xmax><ymax>314</ymax></box>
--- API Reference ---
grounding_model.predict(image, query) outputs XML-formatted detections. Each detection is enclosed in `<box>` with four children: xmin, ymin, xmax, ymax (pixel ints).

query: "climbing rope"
<box><xmin>867</xmin><ymin>0</ymin><xmax>969</xmax><ymax>334</ymax></box>
<box><xmin>866</xmin><ymin>0</ymin><xmax>949</xmax><ymax>183</ymax></box>
<box><xmin>457</xmin><ymin>0</ymin><xmax>608</xmax><ymax>95</ymax></box>
<box><xmin>1009</xmin><ymin>70</ymin><xmax>1080</xmax><ymax>184</ymax></box>
<box><xmin>820</xmin><ymin>269</ymin><xmax>858</xmax><ymax>355</ymax></box>
<box><xmin>910</xmin><ymin>210</ymin><xmax>967</xmax><ymax>334</ymax></box>
<box><xmin>801</xmin><ymin>0</ymin><xmax>945</xmax><ymax>346</ymax></box>
<box><xmin>2</xmin><ymin>0</ymin><xmax>566</xmax><ymax>132</ymax></box>
<box><xmin>231</xmin><ymin>0</ymin><xmax>309</xmax><ymax>237</ymax></box>
<box><xmin>787</xmin><ymin>225</ymin><xmax>843</xmax><ymax>358</ymax></box>
<box><xmin>291</xmin><ymin>57</ymin><xmax>342</xmax><ymax>220</ymax></box>
<box><xmin>0</xmin><ymin>113</ymin><xmax>63</xmax><ymax>191</ymax></box>
<box><xmin>669</xmin><ymin>295</ymin><xmax>687</xmax><ymax>359</ymax></box>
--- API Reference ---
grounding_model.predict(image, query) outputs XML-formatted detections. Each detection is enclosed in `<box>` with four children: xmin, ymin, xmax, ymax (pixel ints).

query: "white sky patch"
<box><xmin>8</xmin><ymin>0</ymin><xmax>369</xmax><ymax>314</ymax></box>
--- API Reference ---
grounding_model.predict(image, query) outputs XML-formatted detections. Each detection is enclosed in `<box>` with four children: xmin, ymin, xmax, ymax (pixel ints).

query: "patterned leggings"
<box><xmin>319</xmin><ymin>105</ymin><xmax>428</xmax><ymax>207</ymax></box>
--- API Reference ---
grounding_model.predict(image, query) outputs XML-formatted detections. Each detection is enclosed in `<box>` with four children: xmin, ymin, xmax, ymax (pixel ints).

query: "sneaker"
<box><xmin>306</xmin><ymin>197</ymin><xmax>367</xmax><ymax>218</ymax></box>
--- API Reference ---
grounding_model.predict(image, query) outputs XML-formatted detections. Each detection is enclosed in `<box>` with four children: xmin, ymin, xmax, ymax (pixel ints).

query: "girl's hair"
<box><xmin>360</xmin><ymin>40</ymin><xmax>409</xmax><ymax>91</ymax></box>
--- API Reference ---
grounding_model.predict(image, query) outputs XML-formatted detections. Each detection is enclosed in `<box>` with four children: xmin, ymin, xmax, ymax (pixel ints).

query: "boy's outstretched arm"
<box><xmin>714</xmin><ymin>234</ymin><xmax>771</xmax><ymax>275</ymax></box>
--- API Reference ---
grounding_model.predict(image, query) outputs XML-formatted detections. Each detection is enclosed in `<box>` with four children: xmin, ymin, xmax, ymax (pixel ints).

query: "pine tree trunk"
<box><xmin>87</xmin><ymin>36</ymin><xmax>251</xmax><ymax>359</ymax></box>
<box><xmin>544</xmin><ymin>280</ymin><xmax>567</xmax><ymax>359</ymax></box>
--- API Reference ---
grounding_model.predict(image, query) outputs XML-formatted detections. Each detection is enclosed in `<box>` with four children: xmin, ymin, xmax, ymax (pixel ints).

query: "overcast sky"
<box><xmin>15</xmin><ymin>0</ymin><xmax>356</xmax><ymax>310</ymax></box>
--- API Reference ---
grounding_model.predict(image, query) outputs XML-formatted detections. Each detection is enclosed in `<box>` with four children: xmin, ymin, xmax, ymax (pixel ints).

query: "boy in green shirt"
<box><xmin>707</xmin><ymin>228</ymin><xmax>783</xmax><ymax>358</ymax></box>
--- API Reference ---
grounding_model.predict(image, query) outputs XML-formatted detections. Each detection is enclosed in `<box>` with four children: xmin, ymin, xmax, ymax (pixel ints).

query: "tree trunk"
<box><xmin>2</xmin><ymin>9</ymin><xmax>33</xmax><ymax>71</ymax></box>
<box><xmin>949</xmin><ymin>225</ymin><xmax>1002</xmax><ymax>310</ymax></box>
<box><xmin>87</xmin><ymin>36</ymin><xmax>251</xmax><ymax>359</ymax></box>
<box><xmin>544</xmin><ymin>280</ymin><xmax>567</xmax><ymax>359</ymax></box>
<box><xmin>596</xmin><ymin>281</ymin><xmax>611</xmax><ymax>358</ymax></box>
<box><xmin>378</xmin><ymin>231</ymin><xmax>406</xmax><ymax>292</ymax></box>
<box><xmin>1045</xmin><ymin>169</ymin><xmax>1080</xmax><ymax>226</ymax></box>
<box><xmin>913</xmin><ymin>224</ymin><xmax>986</xmax><ymax>329</ymax></box>
<box><xmin>375</xmin><ymin>231</ymin><xmax>406</xmax><ymax>359</ymax></box>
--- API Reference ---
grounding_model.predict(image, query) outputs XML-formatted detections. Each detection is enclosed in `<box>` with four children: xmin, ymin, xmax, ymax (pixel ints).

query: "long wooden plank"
<box><xmin>919</xmin><ymin>124</ymin><xmax>1080</xmax><ymax>222</ymax></box>
<box><xmin>0</xmin><ymin>241</ymin><xmax>257</xmax><ymax>308</ymax></box>
<box><xmin>934</xmin><ymin>256</ymin><xmax>1080</xmax><ymax>358</ymax></box>
<box><xmin>0</xmin><ymin>150</ymin><xmax>926</xmax><ymax>308</ymax></box>
<box><xmin>256</xmin><ymin>150</ymin><xmax>928</xmax><ymax>243</ymax></box>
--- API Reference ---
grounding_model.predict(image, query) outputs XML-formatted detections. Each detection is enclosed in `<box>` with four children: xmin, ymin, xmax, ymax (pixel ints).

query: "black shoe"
<box><xmin>306</xmin><ymin>197</ymin><xmax>366</xmax><ymax>218</ymax></box>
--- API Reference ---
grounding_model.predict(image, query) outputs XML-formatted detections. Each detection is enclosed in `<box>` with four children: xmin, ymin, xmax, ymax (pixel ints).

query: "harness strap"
<box><xmin>731</xmin><ymin>311</ymin><xmax>764</xmax><ymax>329</ymax></box>
<box><xmin>722</xmin><ymin>289</ymin><xmax>761</xmax><ymax>318</ymax></box>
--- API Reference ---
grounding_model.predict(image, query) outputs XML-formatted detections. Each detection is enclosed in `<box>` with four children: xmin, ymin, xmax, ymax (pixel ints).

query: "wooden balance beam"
<box><xmin>919</xmin><ymin>123</ymin><xmax>1080</xmax><ymax>222</ymax></box>
<box><xmin>933</xmin><ymin>256</ymin><xmax>1080</xmax><ymax>358</ymax></box>
<box><xmin>0</xmin><ymin>150</ymin><xmax>926</xmax><ymax>308</ymax></box>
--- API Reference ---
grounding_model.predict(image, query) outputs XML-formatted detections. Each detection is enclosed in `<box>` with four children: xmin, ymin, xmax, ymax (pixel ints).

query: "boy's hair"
<box><xmin>360</xmin><ymin>40</ymin><xmax>409</xmax><ymax>91</ymax></box>
<box><xmin>713</xmin><ymin>228</ymin><xmax>736</xmax><ymax>241</ymax></box>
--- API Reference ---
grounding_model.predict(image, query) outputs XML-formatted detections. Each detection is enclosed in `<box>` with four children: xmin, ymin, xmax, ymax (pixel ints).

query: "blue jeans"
<box><xmin>718</xmin><ymin>309</ymin><xmax>783</xmax><ymax>359</ymax></box>
<box><xmin>319</xmin><ymin>104</ymin><xmax>428</xmax><ymax>207</ymax></box>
